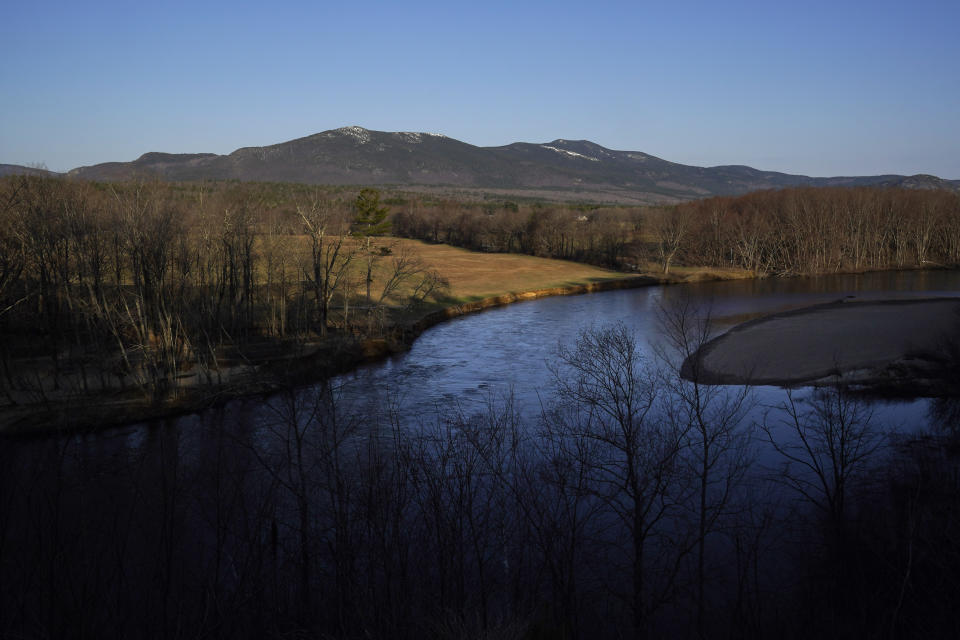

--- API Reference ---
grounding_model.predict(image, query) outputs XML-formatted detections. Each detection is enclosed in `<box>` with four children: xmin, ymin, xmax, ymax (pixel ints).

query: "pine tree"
<box><xmin>352</xmin><ymin>188</ymin><xmax>391</xmax><ymax>305</ymax></box>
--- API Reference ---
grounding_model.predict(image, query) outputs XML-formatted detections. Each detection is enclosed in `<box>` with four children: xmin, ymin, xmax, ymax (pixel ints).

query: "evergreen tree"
<box><xmin>352</xmin><ymin>188</ymin><xmax>391</xmax><ymax>305</ymax></box>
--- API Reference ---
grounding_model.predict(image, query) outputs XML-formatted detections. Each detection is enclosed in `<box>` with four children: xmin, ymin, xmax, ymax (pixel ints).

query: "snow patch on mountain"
<box><xmin>540</xmin><ymin>145</ymin><xmax>600</xmax><ymax>162</ymax></box>
<box><xmin>335</xmin><ymin>126</ymin><xmax>372</xmax><ymax>144</ymax></box>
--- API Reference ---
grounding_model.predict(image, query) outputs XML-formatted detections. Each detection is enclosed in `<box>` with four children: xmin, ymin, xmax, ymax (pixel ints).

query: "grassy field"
<box><xmin>331</xmin><ymin>238</ymin><xmax>753</xmax><ymax>317</ymax></box>
<box><xmin>377</xmin><ymin>240</ymin><xmax>755</xmax><ymax>301</ymax></box>
<box><xmin>250</xmin><ymin>234</ymin><xmax>639</xmax><ymax>317</ymax></box>
<box><xmin>386</xmin><ymin>238</ymin><xmax>633</xmax><ymax>302</ymax></box>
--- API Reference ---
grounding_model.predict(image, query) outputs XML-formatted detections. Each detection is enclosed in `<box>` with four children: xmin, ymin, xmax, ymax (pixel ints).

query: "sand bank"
<box><xmin>688</xmin><ymin>298</ymin><xmax>960</xmax><ymax>389</ymax></box>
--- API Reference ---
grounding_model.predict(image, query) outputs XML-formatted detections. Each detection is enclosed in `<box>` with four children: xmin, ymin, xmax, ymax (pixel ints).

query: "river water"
<box><xmin>336</xmin><ymin>269</ymin><xmax>960</xmax><ymax>432</ymax></box>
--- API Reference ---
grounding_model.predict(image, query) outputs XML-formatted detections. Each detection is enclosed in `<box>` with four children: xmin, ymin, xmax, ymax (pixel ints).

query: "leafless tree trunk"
<box><xmin>298</xmin><ymin>197</ymin><xmax>355</xmax><ymax>336</ymax></box>
<box><xmin>656</xmin><ymin>297</ymin><xmax>754</xmax><ymax>638</ymax></box>
<box><xmin>551</xmin><ymin>323</ymin><xmax>687</xmax><ymax>639</ymax></box>
<box><xmin>650</xmin><ymin>207</ymin><xmax>691</xmax><ymax>275</ymax></box>
<box><xmin>762</xmin><ymin>387</ymin><xmax>884</xmax><ymax>541</ymax></box>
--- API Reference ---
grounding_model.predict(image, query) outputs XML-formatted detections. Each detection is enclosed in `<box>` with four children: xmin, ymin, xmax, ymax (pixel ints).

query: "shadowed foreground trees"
<box><xmin>2</xmin><ymin>322</ymin><xmax>960</xmax><ymax>638</ymax></box>
<box><xmin>656</xmin><ymin>298</ymin><xmax>754</xmax><ymax>638</ymax></box>
<box><xmin>548</xmin><ymin>324</ymin><xmax>687</xmax><ymax>639</ymax></box>
<box><xmin>763</xmin><ymin>388</ymin><xmax>884</xmax><ymax>542</ymax></box>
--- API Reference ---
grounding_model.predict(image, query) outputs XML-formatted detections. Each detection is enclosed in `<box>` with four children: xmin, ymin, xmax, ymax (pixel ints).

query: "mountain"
<box><xmin>0</xmin><ymin>164</ymin><xmax>61</xmax><ymax>178</ymax></box>
<box><xmin>10</xmin><ymin>126</ymin><xmax>957</xmax><ymax>203</ymax></box>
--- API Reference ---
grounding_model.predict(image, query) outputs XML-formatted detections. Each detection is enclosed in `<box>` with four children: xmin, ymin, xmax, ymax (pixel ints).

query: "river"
<box><xmin>336</xmin><ymin>269</ymin><xmax>960</xmax><ymax>431</ymax></box>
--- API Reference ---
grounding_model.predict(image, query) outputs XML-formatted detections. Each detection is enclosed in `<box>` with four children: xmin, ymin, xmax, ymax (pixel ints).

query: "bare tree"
<box><xmin>550</xmin><ymin>323</ymin><xmax>687</xmax><ymax>639</ymax></box>
<box><xmin>298</xmin><ymin>196</ymin><xmax>355</xmax><ymax>336</ymax></box>
<box><xmin>649</xmin><ymin>207</ymin><xmax>691</xmax><ymax>275</ymax></box>
<box><xmin>655</xmin><ymin>297</ymin><xmax>754</xmax><ymax>638</ymax></box>
<box><xmin>369</xmin><ymin>244</ymin><xmax>449</xmax><ymax>332</ymax></box>
<box><xmin>762</xmin><ymin>387</ymin><xmax>884</xmax><ymax>541</ymax></box>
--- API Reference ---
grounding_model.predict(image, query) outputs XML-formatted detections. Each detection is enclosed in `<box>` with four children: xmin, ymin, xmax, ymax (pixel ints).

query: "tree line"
<box><xmin>672</xmin><ymin>186</ymin><xmax>960</xmax><ymax>275</ymax></box>
<box><xmin>391</xmin><ymin>198</ymin><xmax>641</xmax><ymax>267</ymax></box>
<box><xmin>1</xmin><ymin>308</ymin><xmax>958</xmax><ymax>639</ymax></box>
<box><xmin>389</xmin><ymin>187</ymin><xmax>960</xmax><ymax>276</ymax></box>
<box><xmin>0</xmin><ymin>176</ymin><xmax>444</xmax><ymax>405</ymax></box>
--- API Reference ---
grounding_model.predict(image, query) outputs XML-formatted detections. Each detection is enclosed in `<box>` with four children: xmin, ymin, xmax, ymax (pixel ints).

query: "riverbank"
<box><xmin>686</xmin><ymin>297</ymin><xmax>960</xmax><ymax>394</ymax></box>
<box><xmin>0</xmin><ymin>271</ymin><xmax>677</xmax><ymax>438</ymax></box>
<box><xmin>5</xmin><ymin>259</ymin><xmax>952</xmax><ymax>436</ymax></box>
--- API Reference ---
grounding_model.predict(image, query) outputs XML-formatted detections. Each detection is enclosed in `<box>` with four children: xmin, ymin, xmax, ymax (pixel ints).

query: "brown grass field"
<box><xmin>333</xmin><ymin>238</ymin><xmax>753</xmax><ymax>309</ymax></box>
<box><xmin>285</xmin><ymin>237</ymin><xmax>638</xmax><ymax>309</ymax></box>
<box><xmin>387</xmin><ymin>238</ymin><xmax>632</xmax><ymax>302</ymax></box>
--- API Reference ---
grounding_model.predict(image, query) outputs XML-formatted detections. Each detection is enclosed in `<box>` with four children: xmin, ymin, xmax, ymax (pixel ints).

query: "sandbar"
<box><xmin>687</xmin><ymin>298</ymin><xmax>960</xmax><ymax>387</ymax></box>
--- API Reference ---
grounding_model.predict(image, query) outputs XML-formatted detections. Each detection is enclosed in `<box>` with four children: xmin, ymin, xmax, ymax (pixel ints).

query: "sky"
<box><xmin>2</xmin><ymin>0</ymin><xmax>958</xmax><ymax>178</ymax></box>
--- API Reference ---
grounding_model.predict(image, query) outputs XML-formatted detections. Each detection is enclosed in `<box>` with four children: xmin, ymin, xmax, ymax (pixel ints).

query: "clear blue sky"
<box><xmin>2</xmin><ymin>0</ymin><xmax>958</xmax><ymax>178</ymax></box>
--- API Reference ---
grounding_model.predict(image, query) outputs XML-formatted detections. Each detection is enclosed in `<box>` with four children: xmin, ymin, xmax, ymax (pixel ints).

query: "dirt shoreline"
<box><xmin>0</xmin><ymin>275</ymin><xmax>664</xmax><ymax>438</ymax></box>
<box><xmin>686</xmin><ymin>297</ymin><xmax>960</xmax><ymax>392</ymax></box>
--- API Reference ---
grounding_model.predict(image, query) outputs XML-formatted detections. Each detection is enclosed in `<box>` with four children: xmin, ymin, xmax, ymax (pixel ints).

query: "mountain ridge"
<box><xmin>5</xmin><ymin>126</ymin><xmax>957</xmax><ymax>203</ymax></box>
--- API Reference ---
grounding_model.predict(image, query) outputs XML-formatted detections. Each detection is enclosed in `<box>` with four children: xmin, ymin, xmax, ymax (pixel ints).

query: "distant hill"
<box><xmin>0</xmin><ymin>164</ymin><xmax>61</xmax><ymax>178</ymax></box>
<box><xmin>6</xmin><ymin>127</ymin><xmax>958</xmax><ymax>203</ymax></box>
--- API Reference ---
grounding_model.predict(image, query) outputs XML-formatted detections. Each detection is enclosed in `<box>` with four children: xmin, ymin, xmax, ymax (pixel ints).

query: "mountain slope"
<box><xmin>0</xmin><ymin>164</ymin><xmax>62</xmax><ymax>178</ymax></box>
<box><xmin>41</xmin><ymin>126</ymin><xmax>960</xmax><ymax>201</ymax></box>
